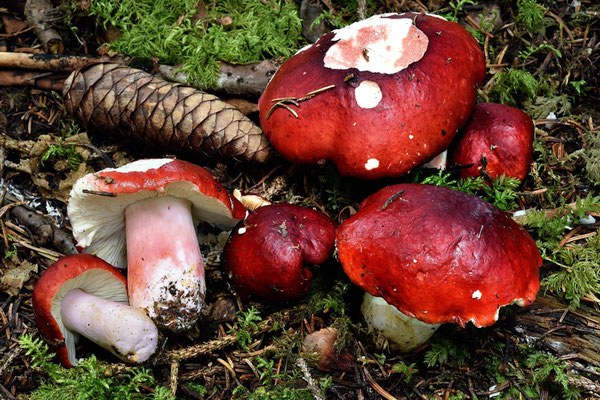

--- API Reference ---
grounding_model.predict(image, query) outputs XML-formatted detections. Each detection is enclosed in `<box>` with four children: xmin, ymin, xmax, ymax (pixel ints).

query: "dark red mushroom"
<box><xmin>68</xmin><ymin>158</ymin><xmax>246</xmax><ymax>331</ymax></box>
<box><xmin>449</xmin><ymin>103</ymin><xmax>535</xmax><ymax>181</ymax></box>
<box><xmin>336</xmin><ymin>184</ymin><xmax>541</xmax><ymax>350</ymax></box>
<box><xmin>33</xmin><ymin>254</ymin><xmax>158</xmax><ymax>367</ymax></box>
<box><xmin>223</xmin><ymin>203</ymin><xmax>337</xmax><ymax>300</ymax></box>
<box><xmin>259</xmin><ymin>13</ymin><xmax>486</xmax><ymax>179</ymax></box>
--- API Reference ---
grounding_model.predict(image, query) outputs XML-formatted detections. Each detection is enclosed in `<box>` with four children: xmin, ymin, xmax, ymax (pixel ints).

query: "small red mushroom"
<box><xmin>33</xmin><ymin>254</ymin><xmax>158</xmax><ymax>368</ymax></box>
<box><xmin>336</xmin><ymin>184</ymin><xmax>541</xmax><ymax>350</ymax></box>
<box><xmin>259</xmin><ymin>13</ymin><xmax>486</xmax><ymax>179</ymax></box>
<box><xmin>223</xmin><ymin>203</ymin><xmax>337</xmax><ymax>300</ymax></box>
<box><xmin>68</xmin><ymin>158</ymin><xmax>246</xmax><ymax>331</ymax></box>
<box><xmin>449</xmin><ymin>103</ymin><xmax>535</xmax><ymax>181</ymax></box>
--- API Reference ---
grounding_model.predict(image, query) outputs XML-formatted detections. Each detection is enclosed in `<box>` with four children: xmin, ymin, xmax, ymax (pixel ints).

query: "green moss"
<box><xmin>583</xmin><ymin>130</ymin><xmax>600</xmax><ymax>185</ymax></box>
<box><xmin>542</xmin><ymin>234</ymin><xmax>600</xmax><ymax>308</ymax></box>
<box><xmin>488</xmin><ymin>68</ymin><xmax>541</xmax><ymax>107</ymax></box>
<box><xmin>18</xmin><ymin>334</ymin><xmax>173</xmax><ymax>400</ymax></box>
<box><xmin>516</xmin><ymin>0</ymin><xmax>547</xmax><ymax>32</ymax></box>
<box><xmin>88</xmin><ymin>0</ymin><xmax>303</xmax><ymax>89</ymax></box>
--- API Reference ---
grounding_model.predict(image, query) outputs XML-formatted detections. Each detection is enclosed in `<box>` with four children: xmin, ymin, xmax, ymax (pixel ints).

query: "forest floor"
<box><xmin>0</xmin><ymin>0</ymin><xmax>599</xmax><ymax>399</ymax></box>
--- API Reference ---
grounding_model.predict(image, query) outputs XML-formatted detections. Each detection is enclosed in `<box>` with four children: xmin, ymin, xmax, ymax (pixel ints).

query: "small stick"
<box><xmin>0</xmin><ymin>70</ymin><xmax>67</xmax><ymax>90</ymax></box>
<box><xmin>381</xmin><ymin>190</ymin><xmax>405</xmax><ymax>211</ymax></box>
<box><xmin>0</xmin><ymin>51</ymin><xmax>115</xmax><ymax>71</ymax></box>
<box><xmin>267</xmin><ymin>84</ymin><xmax>335</xmax><ymax>119</ymax></box>
<box><xmin>24</xmin><ymin>0</ymin><xmax>64</xmax><ymax>54</ymax></box>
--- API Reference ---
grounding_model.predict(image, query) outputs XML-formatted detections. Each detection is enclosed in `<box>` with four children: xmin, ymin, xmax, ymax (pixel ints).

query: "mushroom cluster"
<box><xmin>68</xmin><ymin>158</ymin><xmax>246</xmax><ymax>331</ymax></box>
<box><xmin>29</xmin><ymin>11</ymin><xmax>542</xmax><ymax>372</ymax></box>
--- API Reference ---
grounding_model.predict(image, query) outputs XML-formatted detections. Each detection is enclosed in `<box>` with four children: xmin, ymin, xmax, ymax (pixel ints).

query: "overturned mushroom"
<box><xmin>223</xmin><ymin>203</ymin><xmax>336</xmax><ymax>300</ymax></box>
<box><xmin>68</xmin><ymin>158</ymin><xmax>246</xmax><ymax>331</ymax></box>
<box><xmin>336</xmin><ymin>184</ymin><xmax>541</xmax><ymax>351</ymax></box>
<box><xmin>33</xmin><ymin>254</ymin><xmax>158</xmax><ymax>367</ymax></box>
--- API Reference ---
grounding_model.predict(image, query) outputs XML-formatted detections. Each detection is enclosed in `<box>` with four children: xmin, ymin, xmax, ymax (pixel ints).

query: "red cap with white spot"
<box><xmin>259</xmin><ymin>13</ymin><xmax>486</xmax><ymax>179</ymax></box>
<box><xmin>336</xmin><ymin>183</ymin><xmax>541</xmax><ymax>328</ymax></box>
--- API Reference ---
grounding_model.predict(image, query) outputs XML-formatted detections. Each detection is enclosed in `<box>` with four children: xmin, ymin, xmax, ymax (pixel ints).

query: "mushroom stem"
<box><xmin>60</xmin><ymin>289</ymin><xmax>158</xmax><ymax>363</ymax></box>
<box><xmin>361</xmin><ymin>293</ymin><xmax>440</xmax><ymax>352</ymax></box>
<box><xmin>125</xmin><ymin>195</ymin><xmax>205</xmax><ymax>331</ymax></box>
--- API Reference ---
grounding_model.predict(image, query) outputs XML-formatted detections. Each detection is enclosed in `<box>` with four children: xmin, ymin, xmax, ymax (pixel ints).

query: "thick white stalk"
<box><xmin>60</xmin><ymin>289</ymin><xmax>158</xmax><ymax>363</ymax></box>
<box><xmin>125</xmin><ymin>195</ymin><xmax>205</xmax><ymax>332</ymax></box>
<box><xmin>361</xmin><ymin>293</ymin><xmax>440</xmax><ymax>352</ymax></box>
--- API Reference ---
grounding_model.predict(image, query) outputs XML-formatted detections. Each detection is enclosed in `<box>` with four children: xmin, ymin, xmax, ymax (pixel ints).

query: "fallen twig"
<box><xmin>24</xmin><ymin>0</ymin><xmax>63</xmax><ymax>54</ymax></box>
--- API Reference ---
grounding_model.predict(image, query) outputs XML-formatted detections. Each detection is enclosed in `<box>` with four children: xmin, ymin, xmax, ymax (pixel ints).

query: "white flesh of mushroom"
<box><xmin>61</xmin><ymin>289</ymin><xmax>158</xmax><ymax>363</ymax></box>
<box><xmin>361</xmin><ymin>293</ymin><xmax>440</xmax><ymax>352</ymax></box>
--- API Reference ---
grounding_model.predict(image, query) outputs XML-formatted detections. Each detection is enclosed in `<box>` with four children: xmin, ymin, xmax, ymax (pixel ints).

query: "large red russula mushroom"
<box><xmin>223</xmin><ymin>203</ymin><xmax>337</xmax><ymax>300</ymax></box>
<box><xmin>33</xmin><ymin>254</ymin><xmax>158</xmax><ymax>368</ymax></box>
<box><xmin>336</xmin><ymin>184</ymin><xmax>541</xmax><ymax>350</ymax></box>
<box><xmin>259</xmin><ymin>13</ymin><xmax>486</xmax><ymax>179</ymax></box>
<box><xmin>68</xmin><ymin>158</ymin><xmax>246</xmax><ymax>331</ymax></box>
<box><xmin>449</xmin><ymin>103</ymin><xmax>535</xmax><ymax>181</ymax></box>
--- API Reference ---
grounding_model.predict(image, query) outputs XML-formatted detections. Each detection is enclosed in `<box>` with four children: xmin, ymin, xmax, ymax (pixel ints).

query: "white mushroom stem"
<box><xmin>361</xmin><ymin>293</ymin><xmax>440</xmax><ymax>352</ymax></box>
<box><xmin>60</xmin><ymin>289</ymin><xmax>158</xmax><ymax>363</ymax></box>
<box><xmin>125</xmin><ymin>195</ymin><xmax>205</xmax><ymax>332</ymax></box>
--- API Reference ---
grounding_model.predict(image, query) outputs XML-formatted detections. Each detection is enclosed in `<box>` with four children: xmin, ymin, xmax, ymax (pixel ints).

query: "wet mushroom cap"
<box><xmin>259</xmin><ymin>13</ymin><xmax>486</xmax><ymax>179</ymax></box>
<box><xmin>336</xmin><ymin>184</ymin><xmax>542</xmax><ymax>327</ymax></box>
<box><xmin>449</xmin><ymin>103</ymin><xmax>535</xmax><ymax>181</ymax></box>
<box><xmin>67</xmin><ymin>158</ymin><xmax>246</xmax><ymax>269</ymax></box>
<box><xmin>223</xmin><ymin>203</ymin><xmax>337</xmax><ymax>300</ymax></box>
<box><xmin>32</xmin><ymin>254</ymin><xmax>129</xmax><ymax>367</ymax></box>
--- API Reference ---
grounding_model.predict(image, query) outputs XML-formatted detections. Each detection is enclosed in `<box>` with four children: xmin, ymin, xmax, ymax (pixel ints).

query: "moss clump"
<box><xmin>88</xmin><ymin>0</ymin><xmax>303</xmax><ymax>89</ymax></box>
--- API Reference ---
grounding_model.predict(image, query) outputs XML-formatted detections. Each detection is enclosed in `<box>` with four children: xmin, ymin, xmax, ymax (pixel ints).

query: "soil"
<box><xmin>0</xmin><ymin>1</ymin><xmax>599</xmax><ymax>399</ymax></box>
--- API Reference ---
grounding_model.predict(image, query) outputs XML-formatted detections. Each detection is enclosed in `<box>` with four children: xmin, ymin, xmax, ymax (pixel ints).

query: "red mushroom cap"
<box><xmin>32</xmin><ymin>254</ymin><xmax>128</xmax><ymax>368</ymax></box>
<box><xmin>336</xmin><ymin>184</ymin><xmax>541</xmax><ymax>328</ymax></box>
<box><xmin>223</xmin><ymin>203</ymin><xmax>337</xmax><ymax>300</ymax></box>
<box><xmin>68</xmin><ymin>158</ymin><xmax>246</xmax><ymax>269</ymax></box>
<box><xmin>259</xmin><ymin>13</ymin><xmax>486</xmax><ymax>179</ymax></box>
<box><xmin>449</xmin><ymin>103</ymin><xmax>535</xmax><ymax>181</ymax></box>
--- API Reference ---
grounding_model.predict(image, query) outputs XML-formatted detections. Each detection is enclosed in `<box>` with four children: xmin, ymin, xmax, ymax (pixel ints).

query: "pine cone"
<box><xmin>63</xmin><ymin>63</ymin><xmax>272</xmax><ymax>163</ymax></box>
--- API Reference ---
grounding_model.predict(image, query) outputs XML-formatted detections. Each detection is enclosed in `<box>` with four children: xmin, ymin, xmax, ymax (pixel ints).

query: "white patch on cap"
<box><xmin>365</xmin><ymin>158</ymin><xmax>380</xmax><ymax>170</ymax></box>
<box><xmin>238</xmin><ymin>227</ymin><xmax>247</xmax><ymax>235</ymax></box>
<box><xmin>354</xmin><ymin>80</ymin><xmax>382</xmax><ymax>108</ymax></box>
<box><xmin>295</xmin><ymin>43</ymin><xmax>313</xmax><ymax>55</ymax></box>
<box><xmin>472</xmin><ymin>290</ymin><xmax>482</xmax><ymax>300</ymax></box>
<box><xmin>426</xmin><ymin>13</ymin><xmax>448</xmax><ymax>20</ymax></box>
<box><xmin>100</xmin><ymin>158</ymin><xmax>173</xmax><ymax>173</ymax></box>
<box><xmin>324</xmin><ymin>14</ymin><xmax>429</xmax><ymax>74</ymax></box>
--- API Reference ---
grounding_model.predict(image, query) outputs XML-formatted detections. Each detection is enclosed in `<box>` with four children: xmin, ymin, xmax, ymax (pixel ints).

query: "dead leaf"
<box><xmin>1</xmin><ymin>260</ymin><xmax>38</xmax><ymax>296</ymax></box>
